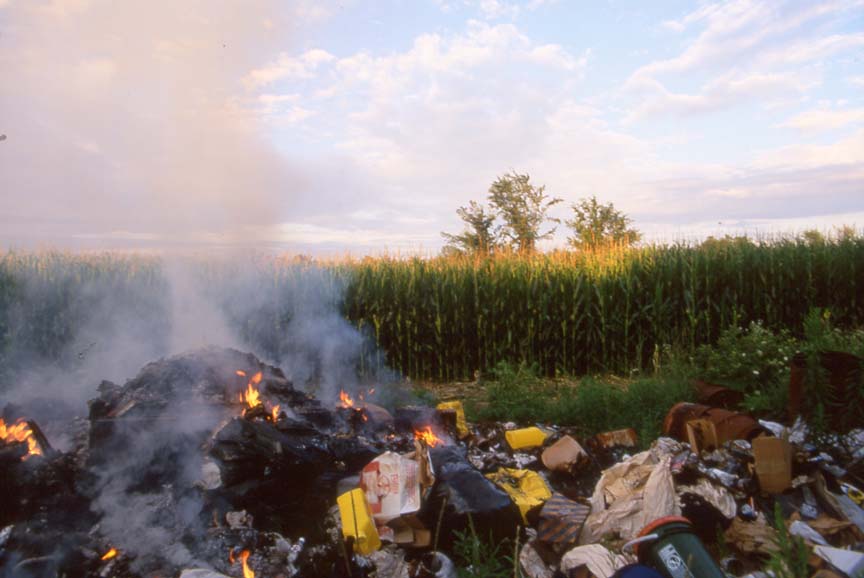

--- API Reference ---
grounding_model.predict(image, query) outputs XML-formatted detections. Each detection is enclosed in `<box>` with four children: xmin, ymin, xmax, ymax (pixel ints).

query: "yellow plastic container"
<box><xmin>436</xmin><ymin>400</ymin><xmax>469</xmax><ymax>438</ymax></box>
<box><xmin>505</xmin><ymin>426</ymin><xmax>548</xmax><ymax>450</ymax></box>
<box><xmin>337</xmin><ymin>488</ymin><xmax>381</xmax><ymax>554</ymax></box>
<box><xmin>486</xmin><ymin>468</ymin><xmax>552</xmax><ymax>523</ymax></box>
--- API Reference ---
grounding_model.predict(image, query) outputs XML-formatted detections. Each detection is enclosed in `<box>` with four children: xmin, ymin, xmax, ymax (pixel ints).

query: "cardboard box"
<box><xmin>361</xmin><ymin>451</ymin><xmax>421</xmax><ymax>523</ymax></box>
<box><xmin>752</xmin><ymin>436</ymin><xmax>792</xmax><ymax>494</ymax></box>
<box><xmin>686</xmin><ymin>419</ymin><xmax>719</xmax><ymax>453</ymax></box>
<box><xmin>541</xmin><ymin>435</ymin><xmax>588</xmax><ymax>472</ymax></box>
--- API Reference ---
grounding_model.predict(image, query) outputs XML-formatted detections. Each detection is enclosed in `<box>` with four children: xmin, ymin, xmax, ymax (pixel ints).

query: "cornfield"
<box><xmin>1</xmin><ymin>236</ymin><xmax>863</xmax><ymax>383</ymax></box>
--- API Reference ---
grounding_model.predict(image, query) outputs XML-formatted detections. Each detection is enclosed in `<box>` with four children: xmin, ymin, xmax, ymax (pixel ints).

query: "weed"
<box><xmin>451</xmin><ymin>516</ymin><xmax>517</xmax><ymax>578</ymax></box>
<box><xmin>766</xmin><ymin>503</ymin><xmax>810</xmax><ymax>578</ymax></box>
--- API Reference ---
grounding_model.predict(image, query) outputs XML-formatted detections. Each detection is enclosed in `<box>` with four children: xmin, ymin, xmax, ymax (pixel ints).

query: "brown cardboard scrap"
<box><xmin>686</xmin><ymin>418</ymin><xmax>719</xmax><ymax>453</ymax></box>
<box><xmin>752</xmin><ymin>435</ymin><xmax>792</xmax><ymax>494</ymax></box>
<box><xmin>542</xmin><ymin>435</ymin><xmax>588</xmax><ymax>472</ymax></box>
<box><xmin>724</xmin><ymin>518</ymin><xmax>780</xmax><ymax>555</ymax></box>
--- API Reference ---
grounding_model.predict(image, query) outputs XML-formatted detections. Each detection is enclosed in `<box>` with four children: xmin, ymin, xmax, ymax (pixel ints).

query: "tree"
<box><xmin>487</xmin><ymin>172</ymin><xmax>562</xmax><ymax>253</ymax></box>
<box><xmin>565</xmin><ymin>196</ymin><xmax>640</xmax><ymax>250</ymax></box>
<box><xmin>441</xmin><ymin>200</ymin><xmax>499</xmax><ymax>255</ymax></box>
<box><xmin>801</xmin><ymin>229</ymin><xmax>826</xmax><ymax>246</ymax></box>
<box><xmin>834</xmin><ymin>225</ymin><xmax>859</xmax><ymax>242</ymax></box>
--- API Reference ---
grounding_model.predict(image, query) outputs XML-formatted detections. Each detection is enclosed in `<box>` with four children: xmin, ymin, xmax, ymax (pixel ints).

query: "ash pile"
<box><xmin>1</xmin><ymin>348</ymin><xmax>864</xmax><ymax>578</ymax></box>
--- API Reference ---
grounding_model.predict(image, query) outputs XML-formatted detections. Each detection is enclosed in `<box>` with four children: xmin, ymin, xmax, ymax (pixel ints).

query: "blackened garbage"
<box><xmin>423</xmin><ymin>445</ymin><xmax>521</xmax><ymax>549</ymax></box>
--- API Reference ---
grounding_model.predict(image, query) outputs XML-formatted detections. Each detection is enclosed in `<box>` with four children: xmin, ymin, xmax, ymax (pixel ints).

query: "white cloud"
<box><xmin>626</xmin><ymin>0</ymin><xmax>864</xmax><ymax>120</ymax></box>
<box><xmin>757</xmin><ymin>33</ymin><xmax>864</xmax><ymax>67</ymax></box>
<box><xmin>779</xmin><ymin>107</ymin><xmax>864</xmax><ymax>131</ymax></box>
<box><xmin>626</xmin><ymin>70</ymin><xmax>812</xmax><ymax>121</ymax></box>
<box><xmin>660</xmin><ymin>3</ymin><xmax>723</xmax><ymax>33</ymax></box>
<box><xmin>477</xmin><ymin>0</ymin><xmax>520</xmax><ymax>19</ymax></box>
<box><xmin>758</xmin><ymin>127</ymin><xmax>864</xmax><ymax>167</ymax></box>
<box><xmin>243</xmin><ymin>48</ymin><xmax>335</xmax><ymax>88</ymax></box>
<box><xmin>433</xmin><ymin>0</ymin><xmax>557</xmax><ymax>20</ymax></box>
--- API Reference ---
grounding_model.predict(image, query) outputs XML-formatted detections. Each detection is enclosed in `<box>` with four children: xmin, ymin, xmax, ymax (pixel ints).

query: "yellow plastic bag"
<box><xmin>337</xmin><ymin>488</ymin><xmax>381</xmax><ymax>554</ymax></box>
<box><xmin>436</xmin><ymin>400</ymin><xmax>469</xmax><ymax>438</ymax></box>
<box><xmin>486</xmin><ymin>468</ymin><xmax>552</xmax><ymax>523</ymax></box>
<box><xmin>505</xmin><ymin>427</ymin><xmax>548</xmax><ymax>450</ymax></box>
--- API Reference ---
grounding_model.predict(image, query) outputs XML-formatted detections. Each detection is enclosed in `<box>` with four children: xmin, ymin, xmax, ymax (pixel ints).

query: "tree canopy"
<box><xmin>565</xmin><ymin>196</ymin><xmax>640</xmax><ymax>250</ymax></box>
<box><xmin>442</xmin><ymin>172</ymin><xmax>561</xmax><ymax>254</ymax></box>
<box><xmin>441</xmin><ymin>200</ymin><xmax>498</xmax><ymax>255</ymax></box>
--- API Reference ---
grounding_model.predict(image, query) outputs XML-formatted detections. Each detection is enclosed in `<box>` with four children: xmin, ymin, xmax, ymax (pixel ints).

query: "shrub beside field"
<box><xmin>1</xmin><ymin>235</ymin><xmax>863</xmax><ymax>385</ymax></box>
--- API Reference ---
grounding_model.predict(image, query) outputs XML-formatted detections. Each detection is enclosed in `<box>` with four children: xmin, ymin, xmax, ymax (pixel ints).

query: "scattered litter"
<box><xmin>5</xmin><ymin>346</ymin><xmax>864</xmax><ymax>578</ymax></box>
<box><xmin>538</xmin><ymin>493</ymin><xmax>591</xmax><ymax>552</ymax></box>
<box><xmin>593</xmin><ymin>428</ymin><xmax>639</xmax><ymax>449</ymax></box>
<box><xmin>789</xmin><ymin>520</ymin><xmax>829</xmax><ymax>545</ymax></box>
<box><xmin>519</xmin><ymin>540</ymin><xmax>556</xmax><ymax>578</ymax></box>
<box><xmin>676</xmin><ymin>478</ymin><xmax>737</xmax><ymax>519</ymax></box>
<box><xmin>631</xmin><ymin>517</ymin><xmax>727</xmax><ymax>578</ymax></box>
<box><xmin>752</xmin><ymin>435</ymin><xmax>793</xmax><ymax>494</ymax></box>
<box><xmin>813</xmin><ymin>545</ymin><xmax>864</xmax><ymax>578</ymax></box>
<box><xmin>421</xmin><ymin>552</ymin><xmax>457</xmax><ymax>578</ymax></box>
<box><xmin>436</xmin><ymin>401</ymin><xmax>469</xmax><ymax>439</ymax></box>
<box><xmin>723</xmin><ymin>518</ymin><xmax>779</xmax><ymax>555</ymax></box>
<box><xmin>486</xmin><ymin>468</ymin><xmax>552</xmax><ymax>523</ymax></box>
<box><xmin>542</xmin><ymin>435</ymin><xmax>588</xmax><ymax>472</ymax></box>
<box><xmin>560</xmin><ymin>544</ymin><xmax>629</xmax><ymax>578</ymax></box>
<box><xmin>581</xmin><ymin>455</ymin><xmax>680</xmax><ymax>544</ymax></box>
<box><xmin>505</xmin><ymin>427</ymin><xmax>549</xmax><ymax>450</ymax></box>
<box><xmin>338</xmin><ymin>488</ymin><xmax>381</xmax><ymax>555</ymax></box>
<box><xmin>368</xmin><ymin>546</ymin><xmax>411</xmax><ymax>578</ymax></box>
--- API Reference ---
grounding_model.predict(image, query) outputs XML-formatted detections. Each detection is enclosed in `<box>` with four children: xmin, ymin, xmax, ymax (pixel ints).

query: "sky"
<box><xmin>0</xmin><ymin>0</ymin><xmax>863</xmax><ymax>254</ymax></box>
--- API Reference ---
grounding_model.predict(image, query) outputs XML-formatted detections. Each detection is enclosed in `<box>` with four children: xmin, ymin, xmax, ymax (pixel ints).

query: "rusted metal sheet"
<box><xmin>694</xmin><ymin>380</ymin><xmax>745</xmax><ymax>409</ymax></box>
<box><xmin>663</xmin><ymin>402</ymin><xmax>763</xmax><ymax>444</ymax></box>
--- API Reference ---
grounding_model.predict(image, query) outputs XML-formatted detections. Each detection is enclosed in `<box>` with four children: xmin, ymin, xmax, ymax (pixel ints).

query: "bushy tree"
<box><xmin>441</xmin><ymin>201</ymin><xmax>499</xmax><ymax>255</ymax></box>
<box><xmin>487</xmin><ymin>172</ymin><xmax>561</xmax><ymax>253</ymax></box>
<box><xmin>801</xmin><ymin>229</ymin><xmax>826</xmax><ymax>246</ymax></box>
<box><xmin>565</xmin><ymin>196</ymin><xmax>640</xmax><ymax>250</ymax></box>
<box><xmin>442</xmin><ymin>172</ymin><xmax>561</xmax><ymax>255</ymax></box>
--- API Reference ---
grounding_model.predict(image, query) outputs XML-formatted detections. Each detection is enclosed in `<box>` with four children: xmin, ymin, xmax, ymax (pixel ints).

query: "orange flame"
<box><xmin>243</xmin><ymin>383</ymin><xmax>261</xmax><ymax>408</ymax></box>
<box><xmin>235</xmin><ymin>370</ymin><xmax>284</xmax><ymax>423</ymax></box>
<box><xmin>414</xmin><ymin>426</ymin><xmax>443</xmax><ymax>447</ymax></box>
<box><xmin>339</xmin><ymin>389</ymin><xmax>355</xmax><ymax>409</ymax></box>
<box><xmin>231</xmin><ymin>550</ymin><xmax>254</xmax><ymax>578</ymax></box>
<box><xmin>237</xmin><ymin>371</ymin><xmax>264</xmax><ymax>410</ymax></box>
<box><xmin>241</xmin><ymin>550</ymin><xmax>254</xmax><ymax>578</ymax></box>
<box><xmin>101</xmin><ymin>548</ymin><xmax>118</xmax><ymax>561</ymax></box>
<box><xmin>0</xmin><ymin>418</ymin><xmax>42</xmax><ymax>459</ymax></box>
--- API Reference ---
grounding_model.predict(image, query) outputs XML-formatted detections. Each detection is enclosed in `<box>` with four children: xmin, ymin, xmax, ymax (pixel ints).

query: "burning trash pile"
<box><xmin>1</xmin><ymin>347</ymin><xmax>863</xmax><ymax>578</ymax></box>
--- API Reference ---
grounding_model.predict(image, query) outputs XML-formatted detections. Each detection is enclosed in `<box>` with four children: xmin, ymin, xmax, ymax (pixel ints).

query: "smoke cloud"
<box><xmin>0</xmin><ymin>0</ymin><xmax>325</xmax><ymax>247</ymax></box>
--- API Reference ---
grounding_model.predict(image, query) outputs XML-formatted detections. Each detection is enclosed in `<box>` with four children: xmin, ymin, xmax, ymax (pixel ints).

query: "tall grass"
<box><xmin>1</xmin><ymin>235</ymin><xmax>863</xmax><ymax>383</ymax></box>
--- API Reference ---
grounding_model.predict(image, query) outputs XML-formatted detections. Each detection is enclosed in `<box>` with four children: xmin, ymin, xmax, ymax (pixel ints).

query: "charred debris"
<box><xmin>1</xmin><ymin>347</ymin><xmax>863</xmax><ymax>578</ymax></box>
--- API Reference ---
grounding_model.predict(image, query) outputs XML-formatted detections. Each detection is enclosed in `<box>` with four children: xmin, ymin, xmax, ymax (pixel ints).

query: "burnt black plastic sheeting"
<box><xmin>424</xmin><ymin>445</ymin><xmax>521</xmax><ymax>549</ymax></box>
